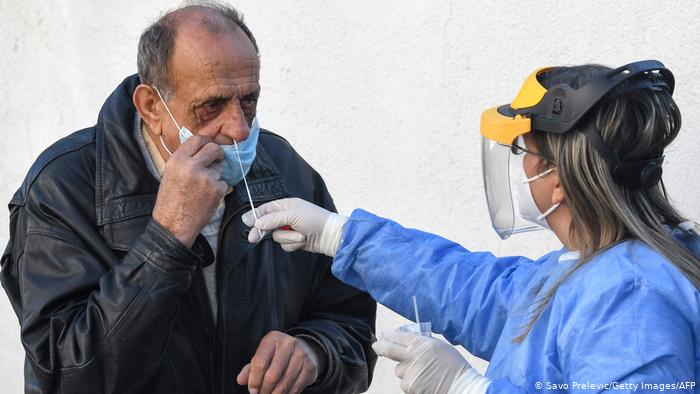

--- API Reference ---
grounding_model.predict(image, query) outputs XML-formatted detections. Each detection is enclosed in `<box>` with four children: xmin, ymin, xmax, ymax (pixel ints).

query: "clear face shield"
<box><xmin>481</xmin><ymin>136</ymin><xmax>543</xmax><ymax>239</ymax></box>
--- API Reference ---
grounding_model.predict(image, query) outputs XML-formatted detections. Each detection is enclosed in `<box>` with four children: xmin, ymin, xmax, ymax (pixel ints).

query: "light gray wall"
<box><xmin>1</xmin><ymin>1</ymin><xmax>699</xmax><ymax>392</ymax></box>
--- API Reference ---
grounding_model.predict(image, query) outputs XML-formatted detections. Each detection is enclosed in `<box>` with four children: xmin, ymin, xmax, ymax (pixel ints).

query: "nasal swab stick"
<box><xmin>233</xmin><ymin>139</ymin><xmax>263</xmax><ymax>239</ymax></box>
<box><xmin>413</xmin><ymin>295</ymin><xmax>420</xmax><ymax>325</ymax></box>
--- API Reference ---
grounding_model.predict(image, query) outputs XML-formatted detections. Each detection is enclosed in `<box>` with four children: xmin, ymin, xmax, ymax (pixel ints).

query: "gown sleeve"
<box><xmin>332</xmin><ymin>209</ymin><xmax>546</xmax><ymax>360</ymax></box>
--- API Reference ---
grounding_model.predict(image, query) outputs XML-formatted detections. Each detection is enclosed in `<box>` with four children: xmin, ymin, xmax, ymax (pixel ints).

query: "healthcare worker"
<box><xmin>243</xmin><ymin>61</ymin><xmax>700</xmax><ymax>393</ymax></box>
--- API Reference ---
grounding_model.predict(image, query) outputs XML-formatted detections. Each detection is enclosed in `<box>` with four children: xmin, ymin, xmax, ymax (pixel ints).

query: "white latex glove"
<box><xmin>372</xmin><ymin>331</ymin><xmax>490</xmax><ymax>394</ymax></box>
<box><xmin>241</xmin><ymin>197</ymin><xmax>347</xmax><ymax>257</ymax></box>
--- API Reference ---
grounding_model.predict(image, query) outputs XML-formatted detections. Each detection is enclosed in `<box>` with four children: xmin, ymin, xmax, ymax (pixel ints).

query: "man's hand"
<box><xmin>236</xmin><ymin>331</ymin><xmax>320</xmax><ymax>394</ymax></box>
<box><xmin>152</xmin><ymin>135</ymin><xmax>228</xmax><ymax>247</ymax></box>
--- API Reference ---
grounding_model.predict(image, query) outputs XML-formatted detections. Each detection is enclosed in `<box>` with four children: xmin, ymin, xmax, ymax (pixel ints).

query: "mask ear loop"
<box><xmin>537</xmin><ymin>201</ymin><xmax>561</xmax><ymax>221</ymax></box>
<box><xmin>523</xmin><ymin>167</ymin><xmax>555</xmax><ymax>184</ymax></box>
<box><xmin>154</xmin><ymin>87</ymin><xmax>181</xmax><ymax>156</ymax></box>
<box><xmin>521</xmin><ymin>166</ymin><xmax>561</xmax><ymax>220</ymax></box>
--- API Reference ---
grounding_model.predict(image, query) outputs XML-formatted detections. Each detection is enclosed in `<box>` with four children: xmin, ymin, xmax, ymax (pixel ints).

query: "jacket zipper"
<box><xmin>194</xmin><ymin>263</ymin><xmax>218</xmax><ymax>393</ymax></box>
<box><xmin>212</xmin><ymin>204</ymin><xmax>250</xmax><ymax>394</ymax></box>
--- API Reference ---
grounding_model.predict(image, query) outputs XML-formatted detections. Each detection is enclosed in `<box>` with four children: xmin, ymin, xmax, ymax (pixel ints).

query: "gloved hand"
<box><xmin>241</xmin><ymin>197</ymin><xmax>347</xmax><ymax>257</ymax></box>
<box><xmin>372</xmin><ymin>331</ymin><xmax>491</xmax><ymax>394</ymax></box>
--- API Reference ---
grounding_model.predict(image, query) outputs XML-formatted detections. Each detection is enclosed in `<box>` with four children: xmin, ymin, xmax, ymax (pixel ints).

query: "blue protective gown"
<box><xmin>333</xmin><ymin>210</ymin><xmax>700</xmax><ymax>393</ymax></box>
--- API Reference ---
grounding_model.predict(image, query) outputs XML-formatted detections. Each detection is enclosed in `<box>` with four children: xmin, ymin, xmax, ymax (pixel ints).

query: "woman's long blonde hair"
<box><xmin>515</xmin><ymin>64</ymin><xmax>700</xmax><ymax>342</ymax></box>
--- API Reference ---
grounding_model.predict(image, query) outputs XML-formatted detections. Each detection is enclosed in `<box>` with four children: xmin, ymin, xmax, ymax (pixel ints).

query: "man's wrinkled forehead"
<box><xmin>174</xmin><ymin>10</ymin><xmax>258</xmax><ymax>59</ymax></box>
<box><xmin>174</xmin><ymin>22</ymin><xmax>258</xmax><ymax>67</ymax></box>
<box><xmin>168</xmin><ymin>18</ymin><xmax>260</xmax><ymax>97</ymax></box>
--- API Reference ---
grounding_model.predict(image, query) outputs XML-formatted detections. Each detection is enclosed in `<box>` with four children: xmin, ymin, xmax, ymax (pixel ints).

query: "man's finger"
<box><xmin>275</xmin><ymin>341</ymin><xmax>319</xmax><ymax>394</ymax></box>
<box><xmin>207</xmin><ymin>163</ymin><xmax>224</xmax><ymax>185</ymax></box>
<box><xmin>216</xmin><ymin>180</ymin><xmax>228</xmax><ymax>196</ymax></box>
<box><xmin>287</xmin><ymin>361</ymin><xmax>314</xmax><ymax>394</ymax></box>
<box><xmin>260</xmin><ymin>341</ymin><xmax>295</xmax><ymax>394</ymax></box>
<box><xmin>174</xmin><ymin>134</ymin><xmax>213</xmax><ymax>157</ymax></box>
<box><xmin>247</xmin><ymin>340</ymin><xmax>276</xmax><ymax>393</ymax></box>
<box><xmin>208</xmin><ymin>161</ymin><xmax>222</xmax><ymax>175</ymax></box>
<box><xmin>372</xmin><ymin>340</ymin><xmax>409</xmax><ymax>362</ymax></box>
<box><xmin>192</xmin><ymin>141</ymin><xmax>225</xmax><ymax>167</ymax></box>
<box><xmin>269</xmin><ymin>351</ymin><xmax>304</xmax><ymax>394</ymax></box>
<box><xmin>236</xmin><ymin>363</ymin><xmax>251</xmax><ymax>386</ymax></box>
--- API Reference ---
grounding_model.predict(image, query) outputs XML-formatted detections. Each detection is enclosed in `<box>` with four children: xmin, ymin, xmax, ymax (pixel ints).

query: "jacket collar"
<box><xmin>95</xmin><ymin>74</ymin><xmax>287</xmax><ymax>230</ymax></box>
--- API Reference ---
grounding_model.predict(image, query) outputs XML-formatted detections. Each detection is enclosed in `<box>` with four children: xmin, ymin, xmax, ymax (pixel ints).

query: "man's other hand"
<box><xmin>236</xmin><ymin>331</ymin><xmax>320</xmax><ymax>394</ymax></box>
<box><xmin>152</xmin><ymin>135</ymin><xmax>228</xmax><ymax>247</ymax></box>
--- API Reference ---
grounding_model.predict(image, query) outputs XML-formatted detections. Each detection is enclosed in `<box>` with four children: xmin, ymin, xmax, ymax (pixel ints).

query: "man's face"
<box><xmin>160</xmin><ymin>21</ymin><xmax>260</xmax><ymax>148</ymax></box>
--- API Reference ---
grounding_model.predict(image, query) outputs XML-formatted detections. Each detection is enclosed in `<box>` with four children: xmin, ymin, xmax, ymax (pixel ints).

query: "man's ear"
<box><xmin>133</xmin><ymin>84</ymin><xmax>162</xmax><ymax>136</ymax></box>
<box><xmin>551</xmin><ymin>169</ymin><xmax>566</xmax><ymax>205</ymax></box>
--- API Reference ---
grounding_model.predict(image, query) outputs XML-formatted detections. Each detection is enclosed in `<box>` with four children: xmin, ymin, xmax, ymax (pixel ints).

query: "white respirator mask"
<box><xmin>509</xmin><ymin>150</ymin><xmax>560</xmax><ymax>230</ymax></box>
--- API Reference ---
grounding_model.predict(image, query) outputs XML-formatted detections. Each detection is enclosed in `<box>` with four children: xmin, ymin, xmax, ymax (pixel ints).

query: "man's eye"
<box><xmin>204</xmin><ymin>101</ymin><xmax>221</xmax><ymax>112</ymax></box>
<box><xmin>241</xmin><ymin>96</ymin><xmax>257</xmax><ymax>109</ymax></box>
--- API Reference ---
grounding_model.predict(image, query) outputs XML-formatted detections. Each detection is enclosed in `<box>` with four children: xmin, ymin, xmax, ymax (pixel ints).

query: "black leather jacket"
<box><xmin>1</xmin><ymin>75</ymin><xmax>376</xmax><ymax>394</ymax></box>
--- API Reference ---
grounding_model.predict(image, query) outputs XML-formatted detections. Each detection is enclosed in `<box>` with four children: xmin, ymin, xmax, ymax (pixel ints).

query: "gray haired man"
<box><xmin>1</xmin><ymin>3</ymin><xmax>376</xmax><ymax>393</ymax></box>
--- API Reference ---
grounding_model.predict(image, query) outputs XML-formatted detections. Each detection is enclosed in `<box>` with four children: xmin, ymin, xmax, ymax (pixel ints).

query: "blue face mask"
<box><xmin>175</xmin><ymin>118</ymin><xmax>259</xmax><ymax>186</ymax></box>
<box><xmin>154</xmin><ymin>88</ymin><xmax>259</xmax><ymax>186</ymax></box>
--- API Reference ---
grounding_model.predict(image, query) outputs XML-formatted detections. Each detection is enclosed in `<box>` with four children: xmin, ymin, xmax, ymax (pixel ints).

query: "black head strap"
<box><xmin>514</xmin><ymin>60</ymin><xmax>674</xmax><ymax>135</ymax></box>
<box><xmin>514</xmin><ymin>60</ymin><xmax>673</xmax><ymax>190</ymax></box>
<box><xmin>580</xmin><ymin>122</ymin><xmax>664</xmax><ymax>189</ymax></box>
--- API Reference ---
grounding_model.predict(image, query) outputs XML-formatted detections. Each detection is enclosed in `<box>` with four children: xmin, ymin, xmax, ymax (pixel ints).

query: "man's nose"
<box><xmin>220</xmin><ymin>104</ymin><xmax>251</xmax><ymax>143</ymax></box>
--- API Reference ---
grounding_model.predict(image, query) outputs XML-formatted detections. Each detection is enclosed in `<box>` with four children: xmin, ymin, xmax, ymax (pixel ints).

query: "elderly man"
<box><xmin>1</xmin><ymin>3</ymin><xmax>376</xmax><ymax>394</ymax></box>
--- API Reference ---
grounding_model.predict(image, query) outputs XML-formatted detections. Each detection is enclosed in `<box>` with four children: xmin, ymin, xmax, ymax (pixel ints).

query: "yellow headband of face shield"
<box><xmin>480</xmin><ymin>67</ymin><xmax>551</xmax><ymax>145</ymax></box>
